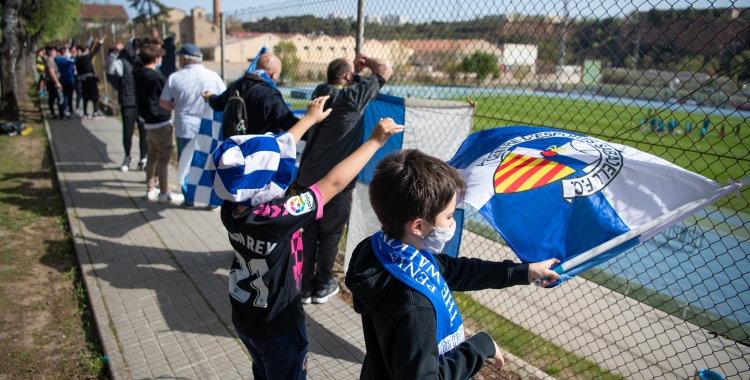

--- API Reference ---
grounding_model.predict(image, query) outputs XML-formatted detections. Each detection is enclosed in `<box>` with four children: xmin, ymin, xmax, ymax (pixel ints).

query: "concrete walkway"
<box><xmin>46</xmin><ymin>114</ymin><xmax>366</xmax><ymax>379</ymax></box>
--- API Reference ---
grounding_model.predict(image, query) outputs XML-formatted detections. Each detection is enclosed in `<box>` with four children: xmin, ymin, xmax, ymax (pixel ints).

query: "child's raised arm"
<box><xmin>315</xmin><ymin>118</ymin><xmax>404</xmax><ymax>205</ymax></box>
<box><xmin>287</xmin><ymin>96</ymin><xmax>331</xmax><ymax>143</ymax></box>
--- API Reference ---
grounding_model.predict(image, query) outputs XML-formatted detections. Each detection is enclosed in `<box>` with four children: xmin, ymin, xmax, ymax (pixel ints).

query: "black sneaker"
<box><xmin>312</xmin><ymin>281</ymin><xmax>339</xmax><ymax>304</ymax></box>
<box><xmin>300</xmin><ymin>289</ymin><xmax>313</xmax><ymax>305</ymax></box>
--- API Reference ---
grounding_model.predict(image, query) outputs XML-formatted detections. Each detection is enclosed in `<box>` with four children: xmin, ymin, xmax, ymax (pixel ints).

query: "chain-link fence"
<box><xmin>214</xmin><ymin>0</ymin><xmax>749</xmax><ymax>378</ymax></box>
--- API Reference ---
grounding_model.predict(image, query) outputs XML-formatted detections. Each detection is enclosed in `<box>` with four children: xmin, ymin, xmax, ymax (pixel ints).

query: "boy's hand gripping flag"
<box><xmin>448</xmin><ymin>126</ymin><xmax>747</xmax><ymax>287</ymax></box>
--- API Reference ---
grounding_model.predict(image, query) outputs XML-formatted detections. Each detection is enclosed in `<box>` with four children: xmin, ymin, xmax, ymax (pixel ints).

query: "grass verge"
<box><xmin>0</xmin><ymin>88</ymin><xmax>108</xmax><ymax>379</ymax></box>
<box><xmin>455</xmin><ymin>293</ymin><xmax>622</xmax><ymax>380</ymax></box>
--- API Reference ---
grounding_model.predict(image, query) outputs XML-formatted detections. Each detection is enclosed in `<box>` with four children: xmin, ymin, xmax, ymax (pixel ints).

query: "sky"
<box><xmin>103</xmin><ymin>0</ymin><xmax>747</xmax><ymax>23</ymax></box>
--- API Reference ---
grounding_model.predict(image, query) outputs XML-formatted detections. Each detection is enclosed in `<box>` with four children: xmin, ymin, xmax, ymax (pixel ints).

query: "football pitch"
<box><xmin>286</xmin><ymin>91</ymin><xmax>750</xmax><ymax>211</ymax></box>
<box><xmin>467</xmin><ymin>94</ymin><xmax>750</xmax><ymax>212</ymax></box>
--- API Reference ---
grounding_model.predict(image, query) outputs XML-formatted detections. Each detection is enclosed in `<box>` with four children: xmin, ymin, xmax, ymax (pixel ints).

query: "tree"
<box><xmin>0</xmin><ymin>0</ymin><xmax>24</xmax><ymax>120</ymax></box>
<box><xmin>273</xmin><ymin>41</ymin><xmax>300</xmax><ymax>86</ymax></box>
<box><xmin>461</xmin><ymin>51</ymin><xmax>500</xmax><ymax>85</ymax></box>
<box><xmin>681</xmin><ymin>57</ymin><xmax>705</xmax><ymax>73</ymax></box>
<box><xmin>129</xmin><ymin>0</ymin><xmax>168</xmax><ymax>26</ymax></box>
<box><xmin>443</xmin><ymin>60</ymin><xmax>463</xmax><ymax>84</ymax></box>
<box><xmin>0</xmin><ymin>0</ymin><xmax>79</xmax><ymax>118</ymax></box>
<box><xmin>13</xmin><ymin>0</ymin><xmax>79</xmax><ymax>103</ymax></box>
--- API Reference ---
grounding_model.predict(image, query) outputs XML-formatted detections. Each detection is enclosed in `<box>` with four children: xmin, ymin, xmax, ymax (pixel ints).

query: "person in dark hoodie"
<box><xmin>203</xmin><ymin>53</ymin><xmax>298</xmax><ymax>135</ymax></box>
<box><xmin>105</xmin><ymin>37</ymin><xmax>148</xmax><ymax>172</ymax></box>
<box><xmin>345</xmin><ymin>149</ymin><xmax>561</xmax><ymax>380</ymax></box>
<box><xmin>75</xmin><ymin>36</ymin><xmax>106</xmax><ymax>118</ymax></box>
<box><xmin>134</xmin><ymin>42</ymin><xmax>183</xmax><ymax>205</ymax></box>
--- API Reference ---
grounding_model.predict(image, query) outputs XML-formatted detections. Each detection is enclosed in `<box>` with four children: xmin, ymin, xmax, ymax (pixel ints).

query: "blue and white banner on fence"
<box><xmin>343</xmin><ymin>95</ymin><xmax>475</xmax><ymax>271</ymax></box>
<box><xmin>177</xmin><ymin>103</ymin><xmax>225</xmax><ymax>207</ymax></box>
<box><xmin>448</xmin><ymin>126</ymin><xmax>747</xmax><ymax>286</ymax></box>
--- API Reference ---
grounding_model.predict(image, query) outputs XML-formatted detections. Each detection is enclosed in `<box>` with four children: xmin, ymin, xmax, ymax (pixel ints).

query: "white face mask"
<box><xmin>421</xmin><ymin>220</ymin><xmax>456</xmax><ymax>254</ymax></box>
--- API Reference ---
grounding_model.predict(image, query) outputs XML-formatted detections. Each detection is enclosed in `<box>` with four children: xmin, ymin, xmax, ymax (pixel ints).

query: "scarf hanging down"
<box><xmin>371</xmin><ymin>231</ymin><xmax>466</xmax><ymax>356</ymax></box>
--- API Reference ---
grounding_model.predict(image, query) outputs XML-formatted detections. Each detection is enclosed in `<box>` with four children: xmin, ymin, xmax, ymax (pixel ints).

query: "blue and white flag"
<box><xmin>448</xmin><ymin>126</ymin><xmax>746</xmax><ymax>286</ymax></box>
<box><xmin>177</xmin><ymin>103</ymin><xmax>224</xmax><ymax>207</ymax></box>
<box><xmin>343</xmin><ymin>95</ymin><xmax>475</xmax><ymax>270</ymax></box>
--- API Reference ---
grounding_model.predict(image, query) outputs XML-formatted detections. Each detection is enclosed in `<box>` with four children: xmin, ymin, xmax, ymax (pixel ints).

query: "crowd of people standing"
<box><xmin>44</xmin><ymin>33</ymin><xmax>561</xmax><ymax>380</ymax></box>
<box><xmin>40</xmin><ymin>37</ymin><xmax>106</xmax><ymax>120</ymax></box>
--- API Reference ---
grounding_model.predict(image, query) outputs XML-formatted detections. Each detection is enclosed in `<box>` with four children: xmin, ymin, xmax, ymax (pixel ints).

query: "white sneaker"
<box><xmin>145</xmin><ymin>189</ymin><xmax>159</xmax><ymax>201</ymax></box>
<box><xmin>120</xmin><ymin>156</ymin><xmax>132</xmax><ymax>172</ymax></box>
<box><xmin>158</xmin><ymin>191</ymin><xmax>185</xmax><ymax>205</ymax></box>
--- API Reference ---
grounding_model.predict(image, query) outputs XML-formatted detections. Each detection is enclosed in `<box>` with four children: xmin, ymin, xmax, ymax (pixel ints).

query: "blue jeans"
<box><xmin>176</xmin><ymin>137</ymin><xmax>192</xmax><ymax>205</ymax></box>
<box><xmin>236</xmin><ymin>324</ymin><xmax>308</xmax><ymax>380</ymax></box>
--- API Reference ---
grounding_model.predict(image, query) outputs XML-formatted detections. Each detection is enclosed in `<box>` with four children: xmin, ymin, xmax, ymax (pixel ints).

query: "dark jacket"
<box><xmin>207</xmin><ymin>74</ymin><xmax>298</xmax><ymax>135</ymax></box>
<box><xmin>134</xmin><ymin>68</ymin><xmax>171</xmax><ymax>124</ymax></box>
<box><xmin>345</xmin><ymin>237</ymin><xmax>531</xmax><ymax>380</ymax></box>
<box><xmin>76</xmin><ymin>45</ymin><xmax>103</xmax><ymax>101</ymax></box>
<box><xmin>296</xmin><ymin>74</ymin><xmax>385</xmax><ymax>189</ymax></box>
<box><xmin>116</xmin><ymin>50</ymin><xmax>139</xmax><ymax>108</ymax></box>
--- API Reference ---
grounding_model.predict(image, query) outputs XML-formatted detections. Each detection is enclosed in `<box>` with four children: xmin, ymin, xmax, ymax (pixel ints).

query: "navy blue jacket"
<box><xmin>207</xmin><ymin>74</ymin><xmax>298</xmax><ymax>135</ymax></box>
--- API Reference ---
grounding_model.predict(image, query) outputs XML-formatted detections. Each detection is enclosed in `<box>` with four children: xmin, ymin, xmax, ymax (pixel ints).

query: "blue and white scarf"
<box><xmin>246</xmin><ymin>69</ymin><xmax>277</xmax><ymax>89</ymax></box>
<box><xmin>371</xmin><ymin>231</ymin><xmax>466</xmax><ymax>355</ymax></box>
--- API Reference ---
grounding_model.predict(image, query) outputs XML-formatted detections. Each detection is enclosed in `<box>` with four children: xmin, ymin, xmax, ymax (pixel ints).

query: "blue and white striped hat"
<box><xmin>209</xmin><ymin>133</ymin><xmax>296</xmax><ymax>206</ymax></box>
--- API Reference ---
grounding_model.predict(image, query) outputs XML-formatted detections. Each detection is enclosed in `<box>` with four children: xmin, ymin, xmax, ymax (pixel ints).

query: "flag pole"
<box><xmin>553</xmin><ymin>176</ymin><xmax>748</xmax><ymax>276</ymax></box>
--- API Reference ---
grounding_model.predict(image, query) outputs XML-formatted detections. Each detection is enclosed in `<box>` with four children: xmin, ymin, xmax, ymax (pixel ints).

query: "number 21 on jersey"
<box><xmin>229</xmin><ymin>251</ymin><xmax>270</xmax><ymax>308</ymax></box>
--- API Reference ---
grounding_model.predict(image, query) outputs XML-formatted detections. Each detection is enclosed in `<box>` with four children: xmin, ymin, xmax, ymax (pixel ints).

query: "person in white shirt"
<box><xmin>159</xmin><ymin>44</ymin><xmax>226</xmax><ymax>208</ymax></box>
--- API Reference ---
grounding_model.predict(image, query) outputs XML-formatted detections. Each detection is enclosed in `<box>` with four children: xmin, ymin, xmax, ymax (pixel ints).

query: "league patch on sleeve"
<box><xmin>284</xmin><ymin>192</ymin><xmax>315</xmax><ymax>216</ymax></box>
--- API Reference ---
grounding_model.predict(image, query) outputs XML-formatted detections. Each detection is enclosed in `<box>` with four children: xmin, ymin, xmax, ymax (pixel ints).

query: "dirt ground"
<box><xmin>0</xmin><ymin>99</ymin><xmax>107</xmax><ymax>379</ymax></box>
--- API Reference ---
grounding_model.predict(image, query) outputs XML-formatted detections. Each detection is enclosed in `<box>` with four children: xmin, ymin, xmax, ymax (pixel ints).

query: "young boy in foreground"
<box><xmin>209</xmin><ymin>97</ymin><xmax>403</xmax><ymax>380</ymax></box>
<box><xmin>345</xmin><ymin>149</ymin><xmax>561</xmax><ymax>380</ymax></box>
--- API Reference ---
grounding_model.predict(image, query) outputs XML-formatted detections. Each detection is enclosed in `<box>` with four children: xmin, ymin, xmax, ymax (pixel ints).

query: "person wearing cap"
<box><xmin>159</xmin><ymin>43</ymin><xmax>226</xmax><ymax>208</ymax></box>
<box><xmin>160</xmin><ymin>44</ymin><xmax>226</xmax><ymax>158</ymax></box>
<box><xmin>211</xmin><ymin>95</ymin><xmax>403</xmax><ymax>380</ymax></box>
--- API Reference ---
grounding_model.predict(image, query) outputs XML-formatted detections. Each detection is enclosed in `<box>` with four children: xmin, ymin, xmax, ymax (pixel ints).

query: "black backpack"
<box><xmin>221</xmin><ymin>80</ymin><xmax>262</xmax><ymax>140</ymax></box>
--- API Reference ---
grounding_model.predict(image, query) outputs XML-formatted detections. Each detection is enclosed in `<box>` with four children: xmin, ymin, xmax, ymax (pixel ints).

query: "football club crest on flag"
<box><xmin>449</xmin><ymin>126</ymin><xmax>747</xmax><ymax>286</ymax></box>
<box><xmin>482</xmin><ymin>131</ymin><xmax>621</xmax><ymax>201</ymax></box>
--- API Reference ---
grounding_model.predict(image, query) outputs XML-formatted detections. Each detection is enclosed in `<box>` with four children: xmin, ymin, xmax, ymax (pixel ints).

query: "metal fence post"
<box><xmin>556</xmin><ymin>0</ymin><xmax>569</xmax><ymax>91</ymax></box>
<box><xmin>355</xmin><ymin>0</ymin><xmax>365</xmax><ymax>54</ymax></box>
<box><xmin>220</xmin><ymin>13</ymin><xmax>226</xmax><ymax>82</ymax></box>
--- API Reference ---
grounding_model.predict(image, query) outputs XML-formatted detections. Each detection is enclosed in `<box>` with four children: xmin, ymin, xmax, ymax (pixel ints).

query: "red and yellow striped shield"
<box><xmin>494</xmin><ymin>152</ymin><xmax>575</xmax><ymax>194</ymax></box>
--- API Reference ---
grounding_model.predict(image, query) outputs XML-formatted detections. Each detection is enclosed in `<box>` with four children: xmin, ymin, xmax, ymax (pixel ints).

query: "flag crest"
<box><xmin>449</xmin><ymin>126</ymin><xmax>725</xmax><ymax>286</ymax></box>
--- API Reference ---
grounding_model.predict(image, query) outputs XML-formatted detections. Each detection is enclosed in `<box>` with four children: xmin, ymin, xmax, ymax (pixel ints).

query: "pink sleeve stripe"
<box><xmin>309</xmin><ymin>185</ymin><xmax>324</xmax><ymax>220</ymax></box>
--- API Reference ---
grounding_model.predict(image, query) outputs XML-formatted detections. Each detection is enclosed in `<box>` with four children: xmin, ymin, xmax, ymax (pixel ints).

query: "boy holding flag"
<box><xmin>345</xmin><ymin>149</ymin><xmax>560</xmax><ymax>379</ymax></box>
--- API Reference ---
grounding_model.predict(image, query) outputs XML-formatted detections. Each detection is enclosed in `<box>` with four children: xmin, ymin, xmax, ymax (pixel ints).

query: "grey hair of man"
<box><xmin>185</xmin><ymin>54</ymin><xmax>203</xmax><ymax>63</ymax></box>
